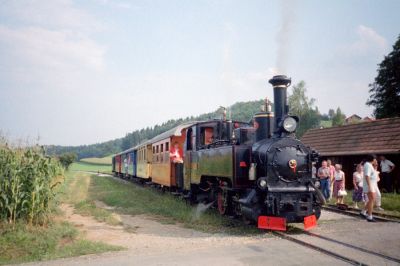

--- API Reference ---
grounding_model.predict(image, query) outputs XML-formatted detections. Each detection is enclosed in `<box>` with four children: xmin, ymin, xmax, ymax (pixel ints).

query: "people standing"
<box><xmin>318</xmin><ymin>160</ymin><xmax>331</xmax><ymax>200</ymax></box>
<box><xmin>352</xmin><ymin>164</ymin><xmax>364</xmax><ymax>209</ymax></box>
<box><xmin>361</xmin><ymin>155</ymin><xmax>378</xmax><ymax>222</ymax></box>
<box><xmin>170</xmin><ymin>142</ymin><xmax>184</xmax><ymax>188</ymax></box>
<box><xmin>327</xmin><ymin>160</ymin><xmax>335</xmax><ymax>200</ymax></box>
<box><xmin>170</xmin><ymin>142</ymin><xmax>183</xmax><ymax>163</ymax></box>
<box><xmin>379</xmin><ymin>155</ymin><xmax>395</xmax><ymax>193</ymax></box>
<box><xmin>333</xmin><ymin>164</ymin><xmax>346</xmax><ymax>204</ymax></box>
<box><xmin>372</xmin><ymin>161</ymin><xmax>384</xmax><ymax>211</ymax></box>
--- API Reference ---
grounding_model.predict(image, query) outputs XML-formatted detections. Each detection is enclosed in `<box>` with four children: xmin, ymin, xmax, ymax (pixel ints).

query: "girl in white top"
<box><xmin>333</xmin><ymin>164</ymin><xmax>346</xmax><ymax>204</ymax></box>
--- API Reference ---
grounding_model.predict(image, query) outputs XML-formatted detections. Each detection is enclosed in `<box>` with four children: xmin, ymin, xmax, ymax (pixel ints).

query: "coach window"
<box><xmin>160</xmin><ymin>144</ymin><xmax>164</xmax><ymax>163</ymax></box>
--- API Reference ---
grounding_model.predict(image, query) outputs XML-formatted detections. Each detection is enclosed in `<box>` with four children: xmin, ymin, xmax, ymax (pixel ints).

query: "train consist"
<box><xmin>112</xmin><ymin>75</ymin><xmax>323</xmax><ymax>231</ymax></box>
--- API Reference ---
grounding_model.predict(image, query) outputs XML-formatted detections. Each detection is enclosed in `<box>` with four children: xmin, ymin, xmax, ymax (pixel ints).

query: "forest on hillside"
<box><xmin>46</xmin><ymin>100</ymin><xmax>265</xmax><ymax>159</ymax></box>
<box><xmin>46</xmin><ymin>83</ymin><xmax>347</xmax><ymax>159</ymax></box>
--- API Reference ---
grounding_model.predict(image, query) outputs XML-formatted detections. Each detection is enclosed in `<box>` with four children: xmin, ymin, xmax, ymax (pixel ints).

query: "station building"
<box><xmin>301</xmin><ymin>117</ymin><xmax>400</xmax><ymax>192</ymax></box>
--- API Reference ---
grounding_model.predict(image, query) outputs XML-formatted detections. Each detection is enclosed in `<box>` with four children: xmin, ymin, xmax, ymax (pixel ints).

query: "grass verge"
<box><xmin>69</xmin><ymin>162</ymin><xmax>112</xmax><ymax>174</ymax></box>
<box><xmin>59</xmin><ymin>171</ymin><xmax>121</xmax><ymax>226</ymax></box>
<box><xmin>0</xmin><ymin>221</ymin><xmax>121</xmax><ymax>265</ymax></box>
<box><xmin>328</xmin><ymin>190</ymin><xmax>400</xmax><ymax>216</ymax></box>
<box><xmin>87</xmin><ymin>175</ymin><xmax>262</xmax><ymax>235</ymax></box>
<box><xmin>80</xmin><ymin>156</ymin><xmax>112</xmax><ymax>165</ymax></box>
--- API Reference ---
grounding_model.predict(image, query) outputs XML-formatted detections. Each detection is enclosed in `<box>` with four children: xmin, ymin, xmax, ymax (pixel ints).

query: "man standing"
<box><xmin>170</xmin><ymin>142</ymin><xmax>184</xmax><ymax>188</ymax></box>
<box><xmin>379</xmin><ymin>155</ymin><xmax>395</xmax><ymax>193</ymax></box>
<box><xmin>318</xmin><ymin>160</ymin><xmax>331</xmax><ymax>200</ymax></box>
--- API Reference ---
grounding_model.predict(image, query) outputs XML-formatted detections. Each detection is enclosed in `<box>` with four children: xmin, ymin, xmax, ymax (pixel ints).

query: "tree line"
<box><xmin>46</xmin><ymin>94</ymin><xmax>345</xmax><ymax>159</ymax></box>
<box><xmin>47</xmin><ymin>34</ymin><xmax>400</xmax><ymax>160</ymax></box>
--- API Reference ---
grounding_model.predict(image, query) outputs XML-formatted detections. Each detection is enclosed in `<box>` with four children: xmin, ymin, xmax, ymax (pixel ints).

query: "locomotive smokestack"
<box><xmin>268</xmin><ymin>75</ymin><xmax>291</xmax><ymax>130</ymax></box>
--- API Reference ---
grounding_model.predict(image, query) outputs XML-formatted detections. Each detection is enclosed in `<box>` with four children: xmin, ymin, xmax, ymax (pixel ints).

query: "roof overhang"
<box><xmin>318</xmin><ymin>149</ymin><xmax>400</xmax><ymax>156</ymax></box>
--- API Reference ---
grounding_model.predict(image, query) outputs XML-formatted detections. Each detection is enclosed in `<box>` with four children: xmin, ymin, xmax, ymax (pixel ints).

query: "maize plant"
<box><xmin>0</xmin><ymin>144</ymin><xmax>63</xmax><ymax>225</ymax></box>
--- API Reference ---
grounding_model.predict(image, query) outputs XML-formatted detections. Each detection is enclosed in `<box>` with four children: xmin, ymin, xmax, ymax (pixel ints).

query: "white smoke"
<box><xmin>192</xmin><ymin>201</ymin><xmax>214</xmax><ymax>221</ymax></box>
<box><xmin>275</xmin><ymin>0</ymin><xmax>298</xmax><ymax>74</ymax></box>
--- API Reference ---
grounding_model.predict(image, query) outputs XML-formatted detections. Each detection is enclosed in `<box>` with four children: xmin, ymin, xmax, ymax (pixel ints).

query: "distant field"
<box><xmin>80</xmin><ymin>156</ymin><xmax>112</xmax><ymax>165</ymax></box>
<box><xmin>70</xmin><ymin>162</ymin><xmax>112</xmax><ymax>173</ymax></box>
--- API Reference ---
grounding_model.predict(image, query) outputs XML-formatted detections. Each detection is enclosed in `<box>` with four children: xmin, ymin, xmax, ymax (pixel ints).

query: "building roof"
<box><xmin>345</xmin><ymin>114</ymin><xmax>362</xmax><ymax>121</ymax></box>
<box><xmin>301</xmin><ymin>117</ymin><xmax>400</xmax><ymax>156</ymax></box>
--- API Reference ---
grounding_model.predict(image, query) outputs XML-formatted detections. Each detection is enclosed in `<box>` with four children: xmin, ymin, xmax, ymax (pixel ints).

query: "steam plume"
<box><xmin>275</xmin><ymin>0</ymin><xmax>298</xmax><ymax>73</ymax></box>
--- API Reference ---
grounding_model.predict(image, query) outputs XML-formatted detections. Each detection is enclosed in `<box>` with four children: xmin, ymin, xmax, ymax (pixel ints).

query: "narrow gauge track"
<box><xmin>322</xmin><ymin>204</ymin><xmax>400</xmax><ymax>223</ymax></box>
<box><xmin>273</xmin><ymin>231</ymin><xmax>367</xmax><ymax>266</ymax></box>
<box><xmin>275</xmin><ymin>227</ymin><xmax>400</xmax><ymax>266</ymax></box>
<box><xmin>107</xmin><ymin>174</ymin><xmax>400</xmax><ymax>265</ymax></box>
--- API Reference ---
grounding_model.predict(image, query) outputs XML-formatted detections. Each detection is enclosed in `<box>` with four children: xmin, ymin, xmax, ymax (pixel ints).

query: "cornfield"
<box><xmin>0</xmin><ymin>144</ymin><xmax>63</xmax><ymax>225</ymax></box>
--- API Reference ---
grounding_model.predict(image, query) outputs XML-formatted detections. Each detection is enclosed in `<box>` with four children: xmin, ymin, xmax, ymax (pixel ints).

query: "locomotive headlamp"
<box><xmin>283</xmin><ymin>116</ymin><xmax>297</xmax><ymax>132</ymax></box>
<box><xmin>257</xmin><ymin>177</ymin><xmax>268</xmax><ymax>191</ymax></box>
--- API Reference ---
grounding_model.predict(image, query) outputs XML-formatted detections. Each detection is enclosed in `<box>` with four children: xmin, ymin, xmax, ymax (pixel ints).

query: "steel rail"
<box><xmin>273</xmin><ymin>231</ymin><xmax>368</xmax><ymax>266</ymax></box>
<box><xmin>322</xmin><ymin>205</ymin><xmax>400</xmax><ymax>223</ymax></box>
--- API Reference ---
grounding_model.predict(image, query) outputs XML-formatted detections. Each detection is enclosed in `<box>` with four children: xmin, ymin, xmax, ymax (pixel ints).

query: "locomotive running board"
<box><xmin>303</xmin><ymin>214</ymin><xmax>317</xmax><ymax>230</ymax></box>
<box><xmin>258</xmin><ymin>216</ymin><xmax>286</xmax><ymax>231</ymax></box>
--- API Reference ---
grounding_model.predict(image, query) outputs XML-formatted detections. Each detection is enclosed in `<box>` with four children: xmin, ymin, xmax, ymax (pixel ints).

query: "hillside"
<box><xmin>46</xmin><ymin>99</ymin><xmax>265</xmax><ymax>159</ymax></box>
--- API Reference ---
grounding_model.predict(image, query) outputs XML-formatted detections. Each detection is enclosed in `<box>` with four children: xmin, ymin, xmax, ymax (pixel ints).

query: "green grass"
<box><xmin>320</xmin><ymin>120</ymin><xmax>332</xmax><ymax>128</ymax></box>
<box><xmin>86</xmin><ymin>175</ymin><xmax>262</xmax><ymax>235</ymax></box>
<box><xmin>0</xmin><ymin>221</ymin><xmax>121</xmax><ymax>265</ymax></box>
<box><xmin>69</xmin><ymin>162</ymin><xmax>112</xmax><ymax>173</ymax></box>
<box><xmin>59</xmin><ymin>171</ymin><xmax>121</xmax><ymax>226</ymax></box>
<box><xmin>0</xmin><ymin>170</ymin><xmax>123</xmax><ymax>265</ymax></box>
<box><xmin>80</xmin><ymin>156</ymin><xmax>112</xmax><ymax>165</ymax></box>
<box><xmin>329</xmin><ymin>190</ymin><xmax>400</xmax><ymax>216</ymax></box>
<box><xmin>74</xmin><ymin>200</ymin><xmax>122</xmax><ymax>226</ymax></box>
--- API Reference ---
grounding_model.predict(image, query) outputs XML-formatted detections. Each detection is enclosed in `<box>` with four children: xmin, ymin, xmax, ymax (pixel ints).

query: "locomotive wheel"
<box><xmin>217</xmin><ymin>189</ymin><xmax>231</xmax><ymax>215</ymax></box>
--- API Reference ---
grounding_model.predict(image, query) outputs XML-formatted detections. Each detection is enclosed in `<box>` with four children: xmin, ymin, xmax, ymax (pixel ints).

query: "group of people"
<box><xmin>314</xmin><ymin>155</ymin><xmax>396</xmax><ymax>222</ymax></box>
<box><xmin>316</xmin><ymin>160</ymin><xmax>346</xmax><ymax>204</ymax></box>
<box><xmin>355</xmin><ymin>155</ymin><xmax>395</xmax><ymax>222</ymax></box>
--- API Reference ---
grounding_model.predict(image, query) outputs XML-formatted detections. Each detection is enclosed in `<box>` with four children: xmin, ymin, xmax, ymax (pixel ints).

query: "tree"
<box><xmin>288</xmin><ymin>81</ymin><xmax>321</xmax><ymax>137</ymax></box>
<box><xmin>367</xmin><ymin>35</ymin><xmax>400</xmax><ymax>118</ymax></box>
<box><xmin>58</xmin><ymin>152</ymin><xmax>77</xmax><ymax>170</ymax></box>
<box><xmin>332</xmin><ymin>107</ymin><xmax>346</xmax><ymax>126</ymax></box>
<box><xmin>328</xmin><ymin>109</ymin><xmax>335</xmax><ymax>120</ymax></box>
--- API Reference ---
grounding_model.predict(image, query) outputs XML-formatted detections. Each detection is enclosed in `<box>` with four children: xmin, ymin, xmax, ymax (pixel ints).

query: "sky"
<box><xmin>0</xmin><ymin>0</ymin><xmax>399</xmax><ymax>146</ymax></box>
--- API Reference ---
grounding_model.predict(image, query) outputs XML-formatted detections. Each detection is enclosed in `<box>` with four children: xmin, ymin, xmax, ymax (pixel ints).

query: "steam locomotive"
<box><xmin>112</xmin><ymin>75</ymin><xmax>323</xmax><ymax>231</ymax></box>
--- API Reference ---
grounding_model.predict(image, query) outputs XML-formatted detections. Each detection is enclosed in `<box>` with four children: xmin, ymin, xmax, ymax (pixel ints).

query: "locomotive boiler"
<box><xmin>112</xmin><ymin>75</ymin><xmax>323</xmax><ymax>231</ymax></box>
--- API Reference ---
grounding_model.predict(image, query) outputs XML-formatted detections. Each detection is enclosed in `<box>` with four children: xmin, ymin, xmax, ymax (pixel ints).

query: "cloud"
<box><xmin>0</xmin><ymin>26</ymin><xmax>106</xmax><ymax>72</ymax></box>
<box><xmin>0</xmin><ymin>0</ymin><xmax>107</xmax><ymax>87</ymax></box>
<box><xmin>344</xmin><ymin>25</ymin><xmax>387</xmax><ymax>56</ymax></box>
<box><xmin>95</xmin><ymin>0</ymin><xmax>133</xmax><ymax>9</ymax></box>
<box><xmin>0</xmin><ymin>0</ymin><xmax>105</xmax><ymax>32</ymax></box>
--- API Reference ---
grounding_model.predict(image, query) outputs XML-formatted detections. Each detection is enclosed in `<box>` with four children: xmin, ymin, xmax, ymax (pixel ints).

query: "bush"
<box><xmin>0</xmin><ymin>144</ymin><xmax>63</xmax><ymax>225</ymax></box>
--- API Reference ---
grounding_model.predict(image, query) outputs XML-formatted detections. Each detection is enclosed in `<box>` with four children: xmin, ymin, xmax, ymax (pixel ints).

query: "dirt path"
<box><xmin>21</xmin><ymin>204</ymin><xmax>354</xmax><ymax>266</ymax></box>
<box><xmin>32</xmin><ymin>198</ymin><xmax>400</xmax><ymax>266</ymax></box>
<box><xmin>60</xmin><ymin>203</ymin><xmax>265</xmax><ymax>255</ymax></box>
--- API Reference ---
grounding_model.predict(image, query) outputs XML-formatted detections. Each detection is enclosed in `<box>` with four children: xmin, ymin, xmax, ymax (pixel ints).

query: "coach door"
<box><xmin>183</xmin><ymin>126</ymin><xmax>197</xmax><ymax>190</ymax></box>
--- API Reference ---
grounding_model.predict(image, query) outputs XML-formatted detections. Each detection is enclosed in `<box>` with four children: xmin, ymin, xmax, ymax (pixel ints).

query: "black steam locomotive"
<box><xmin>112</xmin><ymin>75</ymin><xmax>323</xmax><ymax>231</ymax></box>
